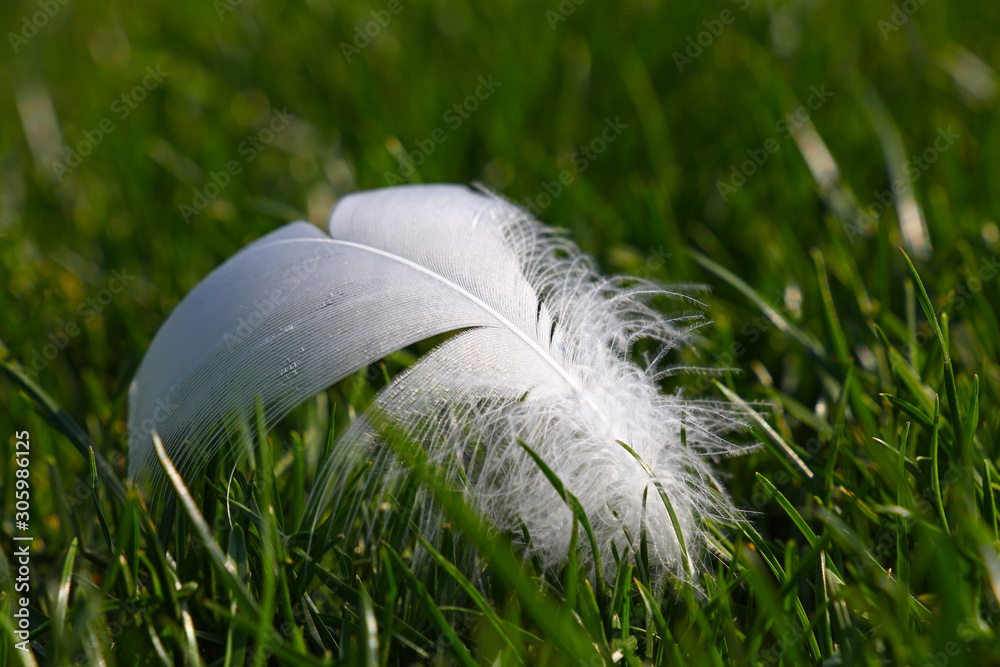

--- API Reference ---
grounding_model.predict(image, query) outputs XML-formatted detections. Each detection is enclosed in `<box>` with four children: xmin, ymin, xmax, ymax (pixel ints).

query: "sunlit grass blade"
<box><xmin>88</xmin><ymin>447</ymin><xmax>114</xmax><ymax>553</ymax></box>
<box><xmin>518</xmin><ymin>439</ymin><xmax>606</xmax><ymax>594</ymax></box>
<box><xmin>117</xmin><ymin>488</ymin><xmax>141</xmax><ymax>601</ymax></box>
<box><xmin>715</xmin><ymin>381</ymin><xmax>814</xmax><ymax>480</ymax></box>
<box><xmin>382</xmin><ymin>545</ymin><xmax>477</xmax><ymax>667</ymax></box>
<box><xmin>417</xmin><ymin>534</ymin><xmax>524</xmax><ymax>662</ymax></box>
<box><xmin>52</xmin><ymin>537</ymin><xmax>78</xmax><ymax>662</ymax></box>
<box><xmin>755</xmin><ymin>473</ymin><xmax>817</xmax><ymax>547</ymax></box>
<box><xmin>357</xmin><ymin>578</ymin><xmax>379</xmax><ymax>667</ymax></box>
<box><xmin>881</xmin><ymin>394</ymin><xmax>934</xmax><ymax>431</ymax></box>
<box><xmin>289</xmin><ymin>431</ymin><xmax>306</xmax><ymax>533</ymax></box>
<box><xmin>252</xmin><ymin>399</ymin><xmax>279</xmax><ymax>667</ymax></box>
<box><xmin>900</xmin><ymin>249</ymin><xmax>964</xmax><ymax>447</ymax></box>
<box><xmin>930</xmin><ymin>396</ymin><xmax>950</xmax><ymax>533</ymax></box>
<box><xmin>985</xmin><ymin>460</ymin><xmax>999</xmax><ymax>542</ymax></box>
<box><xmin>963</xmin><ymin>374</ymin><xmax>980</xmax><ymax>464</ymax></box>
<box><xmin>576</xmin><ymin>579</ymin><xmax>607</xmax><ymax>647</ymax></box>
<box><xmin>378</xmin><ymin>419</ymin><xmax>605</xmax><ymax>665</ymax></box>
<box><xmin>873</xmin><ymin>324</ymin><xmax>936</xmax><ymax>418</ymax></box>
<box><xmin>632</xmin><ymin>577</ymin><xmax>668</xmax><ymax>637</ymax></box>
<box><xmin>853</xmin><ymin>74</ymin><xmax>932</xmax><ymax>259</ymax></box>
<box><xmin>616</xmin><ymin>439</ymin><xmax>693</xmax><ymax>581</ymax></box>
<box><xmin>690</xmin><ymin>250</ymin><xmax>828</xmax><ymax>360</ymax></box>
<box><xmin>180</xmin><ymin>604</ymin><xmax>204</xmax><ymax>667</ymax></box>
<box><xmin>151</xmin><ymin>430</ymin><xmax>258</xmax><ymax>615</ymax></box>
<box><xmin>146</xmin><ymin>625</ymin><xmax>173</xmax><ymax>666</ymax></box>
<box><xmin>905</xmin><ymin>278</ymin><xmax>919</xmax><ymax>366</ymax></box>
<box><xmin>610</xmin><ymin>559</ymin><xmax>633</xmax><ymax>640</ymax></box>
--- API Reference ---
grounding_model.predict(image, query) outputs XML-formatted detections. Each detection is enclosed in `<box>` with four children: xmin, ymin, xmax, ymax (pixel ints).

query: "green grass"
<box><xmin>2</xmin><ymin>0</ymin><xmax>1000</xmax><ymax>664</ymax></box>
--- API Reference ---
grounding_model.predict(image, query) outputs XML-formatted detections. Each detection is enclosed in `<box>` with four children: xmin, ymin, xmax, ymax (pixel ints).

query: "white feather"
<box><xmin>128</xmin><ymin>184</ymin><xmax>744</xmax><ymax>581</ymax></box>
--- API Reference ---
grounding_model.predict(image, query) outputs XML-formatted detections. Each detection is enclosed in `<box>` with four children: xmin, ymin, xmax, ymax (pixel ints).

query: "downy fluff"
<box><xmin>128</xmin><ymin>184</ymin><xmax>744</xmax><ymax>581</ymax></box>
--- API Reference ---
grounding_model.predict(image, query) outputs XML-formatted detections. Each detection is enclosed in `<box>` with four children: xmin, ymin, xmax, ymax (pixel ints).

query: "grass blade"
<box><xmin>715</xmin><ymin>382</ymin><xmax>814</xmax><ymax>480</ymax></box>
<box><xmin>0</xmin><ymin>358</ymin><xmax>126</xmax><ymax>502</ymax></box>
<box><xmin>930</xmin><ymin>396</ymin><xmax>950</xmax><ymax>533</ymax></box>
<box><xmin>812</xmin><ymin>248</ymin><xmax>851</xmax><ymax>367</ymax></box>
<box><xmin>899</xmin><ymin>249</ymin><xmax>964</xmax><ymax>446</ymax></box>
<box><xmin>616</xmin><ymin>439</ymin><xmax>693</xmax><ymax>581</ymax></box>
<box><xmin>379</xmin><ymin>419</ymin><xmax>605</xmax><ymax>665</ymax></box>
<box><xmin>382</xmin><ymin>545</ymin><xmax>476</xmax><ymax>667</ymax></box>
<box><xmin>88</xmin><ymin>447</ymin><xmax>114</xmax><ymax>553</ymax></box>
<box><xmin>52</xmin><ymin>537</ymin><xmax>78</xmax><ymax>662</ymax></box>
<box><xmin>518</xmin><ymin>440</ymin><xmax>607</xmax><ymax>594</ymax></box>
<box><xmin>755</xmin><ymin>474</ymin><xmax>818</xmax><ymax>547</ymax></box>
<box><xmin>357</xmin><ymin>579</ymin><xmax>379</xmax><ymax>667</ymax></box>
<box><xmin>151</xmin><ymin>430</ymin><xmax>258</xmax><ymax>615</ymax></box>
<box><xmin>417</xmin><ymin>535</ymin><xmax>523</xmax><ymax>661</ymax></box>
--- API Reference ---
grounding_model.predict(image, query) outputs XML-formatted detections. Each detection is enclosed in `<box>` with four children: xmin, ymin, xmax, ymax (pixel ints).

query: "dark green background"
<box><xmin>2</xmin><ymin>0</ymin><xmax>1000</xmax><ymax>664</ymax></box>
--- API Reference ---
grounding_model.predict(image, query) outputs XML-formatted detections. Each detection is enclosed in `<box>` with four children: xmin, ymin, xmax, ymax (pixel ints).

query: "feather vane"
<box><xmin>127</xmin><ymin>184</ymin><xmax>744</xmax><ymax>580</ymax></box>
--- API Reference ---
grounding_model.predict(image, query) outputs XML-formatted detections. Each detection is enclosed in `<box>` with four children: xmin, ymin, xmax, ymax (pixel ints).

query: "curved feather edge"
<box><xmin>127</xmin><ymin>183</ymin><xmax>749</xmax><ymax>583</ymax></box>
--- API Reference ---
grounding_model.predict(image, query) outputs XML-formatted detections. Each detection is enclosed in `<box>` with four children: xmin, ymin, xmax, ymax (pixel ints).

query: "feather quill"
<box><xmin>127</xmin><ymin>184</ymin><xmax>744</xmax><ymax>581</ymax></box>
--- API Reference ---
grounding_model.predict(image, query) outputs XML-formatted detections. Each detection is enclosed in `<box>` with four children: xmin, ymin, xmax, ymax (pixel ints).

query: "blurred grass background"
<box><xmin>2</xmin><ymin>0</ymin><xmax>1000</xmax><ymax>664</ymax></box>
